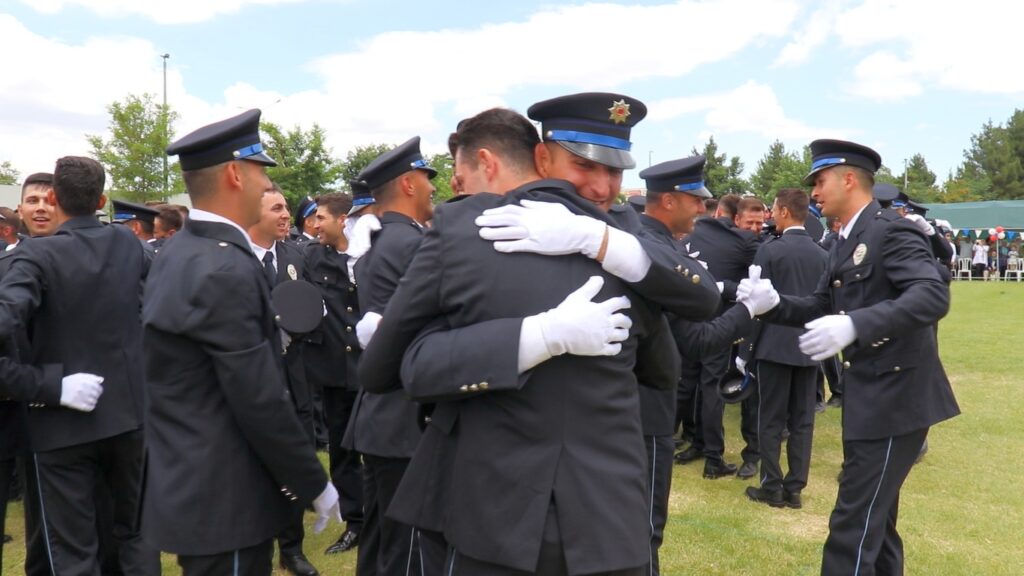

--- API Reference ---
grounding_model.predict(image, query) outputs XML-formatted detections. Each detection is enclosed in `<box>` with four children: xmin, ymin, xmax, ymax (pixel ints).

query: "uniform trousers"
<box><xmin>178</xmin><ymin>539</ymin><xmax>273</xmax><ymax>576</ymax></box>
<box><xmin>323</xmin><ymin>387</ymin><xmax>364</xmax><ymax>532</ymax></box>
<box><xmin>276</xmin><ymin>505</ymin><xmax>306</xmax><ymax>558</ymax></box>
<box><xmin>643</xmin><ymin>435</ymin><xmax>674</xmax><ymax>576</ymax></box>
<box><xmin>755</xmin><ymin>361</ymin><xmax>816</xmax><ymax>494</ymax></box>
<box><xmin>821</xmin><ymin>428</ymin><xmax>928</xmax><ymax>576</ymax></box>
<box><xmin>1</xmin><ymin>455</ymin><xmax>14</xmax><ymax>568</ymax></box>
<box><xmin>445</xmin><ymin>502</ymin><xmax>645</xmax><ymax>576</ymax></box>
<box><xmin>674</xmin><ymin>378</ymin><xmax>698</xmax><ymax>445</ymax></box>
<box><xmin>358</xmin><ymin>455</ymin><xmax>442</xmax><ymax>576</ymax></box>
<box><xmin>20</xmin><ymin>455</ymin><xmax>51</xmax><ymax>576</ymax></box>
<box><xmin>684</xmin><ymin>348</ymin><xmax>729</xmax><ymax>462</ymax></box>
<box><xmin>34</xmin><ymin>429</ymin><xmax>158</xmax><ymax>576</ymax></box>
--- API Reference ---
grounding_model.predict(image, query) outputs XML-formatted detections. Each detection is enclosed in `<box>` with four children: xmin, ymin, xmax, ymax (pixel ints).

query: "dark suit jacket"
<box><xmin>765</xmin><ymin>202</ymin><xmax>960</xmax><ymax>440</ymax></box>
<box><xmin>749</xmin><ymin>228</ymin><xmax>828</xmax><ymax>367</ymax></box>
<box><xmin>0</xmin><ymin>249</ymin><xmax>27</xmax><ymax>461</ymax></box>
<box><xmin>0</xmin><ymin>217</ymin><xmax>147</xmax><ymax>453</ymax></box>
<box><xmin>685</xmin><ymin>215</ymin><xmax>759</xmax><ymax>302</ymax></box>
<box><xmin>360</xmin><ymin>180</ymin><xmax>719</xmax><ymax>574</ymax></box>
<box><xmin>302</xmin><ymin>242</ymin><xmax>361</xmax><ymax>391</ymax></box>
<box><xmin>343</xmin><ymin>211</ymin><xmax>425</xmax><ymax>459</ymax></box>
<box><xmin>141</xmin><ymin>219</ymin><xmax>327</xmax><ymax>555</ymax></box>
<box><xmin>274</xmin><ymin>240</ymin><xmax>316</xmax><ymax>443</ymax></box>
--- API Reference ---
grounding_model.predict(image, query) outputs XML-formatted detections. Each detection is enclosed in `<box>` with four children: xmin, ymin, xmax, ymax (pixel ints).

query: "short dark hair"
<box><xmin>22</xmin><ymin>172</ymin><xmax>53</xmax><ymax>192</ymax></box>
<box><xmin>156</xmin><ymin>205</ymin><xmax>183</xmax><ymax>232</ymax></box>
<box><xmin>181</xmin><ymin>163</ymin><xmax>220</xmax><ymax>201</ymax></box>
<box><xmin>53</xmin><ymin>156</ymin><xmax>105</xmax><ymax>217</ymax></box>
<box><xmin>773</xmin><ymin>188</ymin><xmax>809</xmax><ymax>221</ymax></box>
<box><xmin>737</xmin><ymin>196</ymin><xmax>765</xmax><ymax>216</ymax></box>
<box><xmin>717</xmin><ymin>194</ymin><xmax>741</xmax><ymax>218</ymax></box>
<box><xmin>704</xmin><ymin>198</ymin><xmax>719</xmax><ymax>213</ymax></box>
<box><xmin>447</xmin><ymin>131</ymin><xmax>459</xmax><ymax>158</ymax></box>
<box><xmin>316</xmin><ymin>192</ymin><xmax>353</xmax><ymax>218</ymax></box>
<box><xmin>454</xmin><ymin>108</ymin><xmax>539</xmax><ymax>174</ymax></box>
<box><xmin>0</xmin><ymin>207</ymin><xmax>20</xmax><ymax>233</ymax></box>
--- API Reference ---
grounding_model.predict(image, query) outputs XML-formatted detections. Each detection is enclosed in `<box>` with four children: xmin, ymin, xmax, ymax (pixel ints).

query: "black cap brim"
<box><xmin>272</xmin><ymin>280</ymin><xmax>324</xmax><ymax>333</ymax></box>
<box><xmin>243</xmin><ymin>151</ymin><xmax>277</xmax><ymax>167</ymax></box>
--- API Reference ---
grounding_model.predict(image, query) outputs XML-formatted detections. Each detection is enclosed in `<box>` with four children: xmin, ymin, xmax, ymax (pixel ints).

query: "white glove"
<box><xmin>904</xmin><ymin>213</ymin><xmax>935</xmax><ymax>236</ymax></box>
<box><xmin>345</xmin><ymin>214</ymin><xmax>381</xmax><ymax>260</ymax></box>
<box><xmin>356</xmin><ymin>312</ymin><xmax>382</xmax><ymax>349</ymax></box>
<box><xmin>735</xmin><ymin>356</ymin><xmax>747</xmax><ymax>375</ymax></box>
<box><xmin>737</xmin><ymin>265</ymin><xmax>780</xmax><ymax>317</ymax></box>
<box><xmin>518</xmin><ymin>276</ymin><xmax>632</xmax><ymax>372</ymax></box>
<box><xmin>312</xmin><ymin>482</ymin><xmax>342</xmax><ymax>534</ymax></box>
<box><xmin>60</xmin><ymin>373</ymin><xmax>104</xmax><ymax>412</ymax></box>
<box><xmin>799</xmin><ymin>315</ymin><xmax>857</xmax><ymax>361</ymax></box>
<box><xmin>476</xmin><ymin>200</ymin><xmax>606</xmax><ymax>258</ymax></box>
<box><xmin>280</xmin><ymin>329</ymin><xmax>292</xmax><ymax>355</ymax></box>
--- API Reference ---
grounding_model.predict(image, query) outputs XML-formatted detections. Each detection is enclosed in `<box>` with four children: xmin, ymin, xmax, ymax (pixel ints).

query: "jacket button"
<box><xmin>345</xmin><ymin>346</ymin><xmax>352</xmax><ymax>352</ymax></box>
<box><xmin>832</xmin><ymin>280</ymin><xmax>842</xmax><ymax>288</ymax></box>
<box><xmin>346</xmin><ymin>307</ymin><xmax>353</xmax><ymax>313</ymax></box>
<box><xmin>348</xmin><ymin>287</ymin><xmax>355</xmax><ymax>292</ymax></box>
<box><xmin>274</xmin><ymin>315</ymin><xmax>281</xmax><ymax>323</ymax></box>
<box><xmin>323</xmin><ymin>275</ymin><xmax>329</xmax><ymax>281</ymax></box>
<box><xmin>838</xmin><ymin>310</ymin><xmax>846</xmax><ymax>315</ymax></box>
<box><xmin>691</xmin><ymin>274</ymin><xmax>700</xmax><ymax>284</ymax></box>
<box><xmin>459</xmin><ymin>385</ymin><xmax>469</xmax><ymax>392</ymax></box>
<box><xmin>893</xmin><ymin>366</ymin><xmax>901</xmax><ymax>372</ymax></box>
<box><xmin>842</xmin><ymin>361</ymin><xmax>851</xmax><ymax>369</ymax></box>
<box><xmin>346</xmin><ymin>326</ymin><xmax>353</xmax><ymax>332</ymax></box>
<box><xmin>469</xmin><ymin>384</ymin><xmax>480</xmax><ymax>392</ymax></box>
<box><xmin>479</xmin><ymin>382</ymin><xmax>489</xmax><ymax>390</ymax></box>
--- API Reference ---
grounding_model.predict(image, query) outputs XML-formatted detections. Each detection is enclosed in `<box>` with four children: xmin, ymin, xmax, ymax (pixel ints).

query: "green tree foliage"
<box><xmin>335</xmin><ymin>145</ymin><xmax>453</xmax><ymax>205</ymax></box>
<box><xmin>262</xmin><ymin>122</ymin><xmax>344</xmax><ymax>209</ymax></box>
<box><xmin>338</xmin><ymin>144</ymin><xmax>393</xmax><ymax>188</ymax></box>
<box><xmin>428</xmin><ymin>153</ymin><xmax>454</xmax><ymax>204</ymax></box>
<box><xmin>897</xmin><ymin>153</ymin><xmax>941</xmax><ymax>202</ymax></box>
<box><xmin>0</xmin><ymin>161</ymin><xmax>19</xmax><ymax>185</ymax></box>
<box><xmin>87</xmin><ymin>93</ymin><xmax>182</xmax><ymax>202</ymax></box>
<box><xmin>953</xmin><ymin>111</ymin><xmax>1024</xmax><ymax>200</ymax></box>
<box><xmin>748</xmin><ymin>140</ymin><xmax>810</xmax><ymax>199</ymax></box>
<box><xmin>692</xmin><ymin>136</ymin><xmax>746</xmax><ymax>196</ymax></box>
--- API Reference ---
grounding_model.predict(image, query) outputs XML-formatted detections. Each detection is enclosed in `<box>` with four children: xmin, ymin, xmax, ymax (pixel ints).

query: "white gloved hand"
<box><xmin>60</xmin><ymin>373</ymin><xmax>104</xmax><ymax>412</ymax></box>
<box><xmin>356</xmin><ymin>312</ymin><xmax>382</xmax><ymax>349</ymax></box>
<box><xmin>905</xmin><ymin>213</ymin><xmax>935</xmax><ymax>236</ymax></box>
<box><xmin>532</xmin><ymin>276</ymin><xmax>632</xmax><ymax>357</ymax></box>
<box><xmin>799</xmin><ymin>315</ymin><xmax>857</xmax><ymax>361</ymax></box>
<box><xmin>345</xmin><ymin>214</ymin><xmax>381</xmax><ymax>259</ymax></box>
<box><xmin>476</xmin><ymin>200</ymin><xmax>607</xmax><ymax>258</ymax></box>
<box><xmin>737</xmin><ymin>265</ymin><xmax>780</xmax><ymax>316</ymax></box>
<box><xmin>686</xmin><ymin>244</ymin><xmax>709</xmax><ymax>270</ymax></box>
<box><xmin>280</xmin><ymin>329</ymin><xmax>292</xmax><ymax>355</ymax></box>
<box><xmin>735</xmin><ymin>356</ymin><xmax>747</xmax><ymax>375</ymax></box>
<box><xmin>312</xmin><ymin>482</ymin><xmax>342</xmax><ymax>534</ymax></box>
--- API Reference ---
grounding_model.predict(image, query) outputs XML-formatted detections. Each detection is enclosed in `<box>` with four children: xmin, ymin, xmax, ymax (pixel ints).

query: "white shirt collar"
<box><xmin>250</xmin><ymin>240</ymin><xmax>278</xmax><ymax>265</ymax></box>
<box><xmin>782</xmin><ymin>225</ymin><xmax>806</xmax><ymax>234</ymax></box>
<box><xmin>839</xmin><ymin>203</ymin><xmax>871</xmax><ymax>240</ymax></box>
<box><xmin>4</xmin><ymin>240</ymin><xmax>19</xmax><ymax>251</ymax></box>
<box><xmin>188</xmin><ymin>208</ymin><xmax>255</xmax><ymax>253</ymax></box>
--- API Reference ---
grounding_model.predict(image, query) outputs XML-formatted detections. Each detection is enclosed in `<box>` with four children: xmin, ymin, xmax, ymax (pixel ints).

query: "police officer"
<box><xmin>145</xmin><ymin>109</ymin><xmax>340</xmax><ymax>575</ymax></box>
<box><xmin>740</xmin><ymin>139</ymin><xmax>960</xmax><ymax>575</ymax></box>
<box><xmin>112</xmin><ymin>199</ymin><xmax>160</xmax><ymax>252</ymax></box>
<box><xmin>290</xmin><ymin>196</ymin><xmax>319</xmax><ymax>245</ymax></box>
<box><xmin>303</xmin><ymin>190</ymin><xmax>366</xmax><ymax>556</ymax></box>
<box><xmin>344</xmin><ymin>136</ymin><xmax>440</xmax><ymax>576</ymax></box>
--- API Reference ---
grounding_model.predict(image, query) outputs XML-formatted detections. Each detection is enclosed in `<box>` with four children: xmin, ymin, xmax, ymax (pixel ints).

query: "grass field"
<box><xmin>3</xmin><ymin>282</ymin><xmax>1022</xmax><ymax>575</ymax></box>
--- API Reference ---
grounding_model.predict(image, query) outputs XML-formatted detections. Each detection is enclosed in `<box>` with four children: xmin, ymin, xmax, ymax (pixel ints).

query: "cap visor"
<box><xmin>802</xmin><ymin>166</ymin><xmax>827</xmax><ymax>186</ymax></box>
<box><xmin>243</xmin><ymin>151</ymin><xmax>278</xmax><ymax>167</ymax></box>
<box><xmin>558</xmin><ymin>141</ymin><xmax>636</xmax><ymax>170</ymax></box>
<box><xmin>418</xmin><ymin>167</ymin><xmax>438</xmax><ymax>180</ymax></box>
<box><xmin>348</xmin><ymin>203</ymin><xmax>372</xmax><ymax>217</ymax></box>
<box><xmin>680</xmin><ymin>185</ymin><xmax>712</xmax><ymax>199</ymax></box>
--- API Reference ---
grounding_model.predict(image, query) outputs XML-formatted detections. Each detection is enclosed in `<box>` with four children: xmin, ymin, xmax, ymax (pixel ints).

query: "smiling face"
<box><xmin>539</xmin><ymin>143</ymin><xmax>623</xmax><ymax>213</ymax></box>
<box><xmin>19</xmin><ymin>184</ymin><xmax>57</xmax><ymax>237</ymax></box>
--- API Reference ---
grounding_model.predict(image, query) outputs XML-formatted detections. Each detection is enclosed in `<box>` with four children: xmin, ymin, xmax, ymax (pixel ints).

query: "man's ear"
<box><xmin>534</xmin><ymin>143</ymin><xmax>551</xmax><ymax>177</ymax></box>
<box><xmin>96</xmin><ymin>194</ymin><xmax>107</xmax><ymax>211</ymax></box>
<box><xmin>46</xmin><ymin>188</ymin><xmax>58</xmax><ymax>207</ymax></box>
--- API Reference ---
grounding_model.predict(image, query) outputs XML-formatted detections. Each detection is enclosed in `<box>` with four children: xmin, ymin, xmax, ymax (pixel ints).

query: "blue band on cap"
<box><xmin>674</xmin><ymin>181</ymin><xmax>706</xmax><ymax>192</ymax></box>
<box><xmin>410</xmin><ymin>158</ymin><xmax>430</xmax><ymax>169</ymax></box>
<box><xmin>353</xmin><ymin>197</ymin><xmax>375</xmax><ymax>207</ymax></box>
<box><xmin>234</xmin><ymin>143</ymin><xmax>265</xmax><ymax>159</ymax></box>
<box><xmin>546</xmin><ymin>130</ymin><xmax>632</xmax><ymax>151</ymax></box>
<box><xmin>891</xmin><ymin>200</ymin><xmax>907</xmax><ymax>208</ymax></box>
<box><xmin>811</xmin><ymin>157</ymin><xmax>847</xmax><ymax>171</ymax></box>
<box><xmin>301</xmin><ymin>201</ymin><xmax>318</xmax><ymax>219</ymax></box>
<box><xmin>114</xmin><ymin>213</ymin><xmax>136</xmax><ymax>220</ymax></box>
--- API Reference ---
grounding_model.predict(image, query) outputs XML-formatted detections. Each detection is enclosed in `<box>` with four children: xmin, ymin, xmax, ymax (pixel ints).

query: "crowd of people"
<box><xmin>0</xmin><ymin>91</ymin><xmax>961</xmax><ymax>576</ymax></box>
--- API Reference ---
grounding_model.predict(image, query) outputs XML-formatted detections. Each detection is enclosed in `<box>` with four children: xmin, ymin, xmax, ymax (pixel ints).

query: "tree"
<box><xmin>428</xmin><ymin>153</ymin><xmax>455</xmax><ymax>204</ymax></box>
<box><xmin>337</xmin><ymin>144</ymin><xmax>394</xmax><ymax>189</ymax></box>
<box><xmin>87</xmin><ymin>93</ymin><xmax>182</xmax><ymax>202</ymax></box>
<box><xmin>748</xmin><ymin>140</ymin><xmax>810</xmax><ymax>199</ymax></box>
<box><xmin>0</xmin><ymin>161</ymin><xmax>18</xmax><ymax>185</ymax></box>
<box><xmin>958</xmin><ymin>113</ymin><xmax>1024</xmax><ymax>200</ymax></box>
<box><xmin>262</xmin><ymin>122</ymin><xmax>344</xmax><ymax>209</ymax></box>
<box><xmin>691</xmin><ymin>136</ymin><xmax>746</xmax><ymax>196</ymax></box>
<box><xmin>897</xmin><ymin>153</ymin><xmax>941</xmax><ymax>202</ymax></box>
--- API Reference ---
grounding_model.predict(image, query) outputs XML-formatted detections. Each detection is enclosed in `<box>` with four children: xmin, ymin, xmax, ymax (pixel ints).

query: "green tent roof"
<box><xmin>921</xmin><ymin>200</ymin><xmax>1024</xmax><ymax>231</ymax></box>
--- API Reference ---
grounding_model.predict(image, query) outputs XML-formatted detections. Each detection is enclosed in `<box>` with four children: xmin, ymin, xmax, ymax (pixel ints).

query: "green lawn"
<box><xmin>3</xmin><ymin>282</ymin><xmax>1021</xmax><ymax>575</ymax></box>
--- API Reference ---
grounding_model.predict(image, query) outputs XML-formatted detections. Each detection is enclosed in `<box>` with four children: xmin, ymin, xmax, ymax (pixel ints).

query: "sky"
<box><xmin>1</xmin><ymin>0</ymin><xmax>1021</xmax><ymax>191</ymax></box>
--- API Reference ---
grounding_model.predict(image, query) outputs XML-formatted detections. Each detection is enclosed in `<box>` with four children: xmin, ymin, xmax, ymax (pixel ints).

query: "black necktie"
<box><xmin>834</xmin><ymin>235</ymin><xmax>846</xmax><ymax>254</ymax></box>
<box><xmin>262</xmin><ymin>251</ymin><xmax>276</xmax><ymax>286</ymax></box>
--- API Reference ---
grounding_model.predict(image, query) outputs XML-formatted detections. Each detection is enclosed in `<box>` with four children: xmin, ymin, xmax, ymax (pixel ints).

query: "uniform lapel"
<box><xmin>832</xmin><ymin>200</ymin><xmax>879</xmax><ymax>273</ymax></box>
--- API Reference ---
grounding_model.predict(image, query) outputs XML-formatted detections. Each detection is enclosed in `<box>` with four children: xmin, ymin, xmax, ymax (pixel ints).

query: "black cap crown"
<box><xmin>639</xmin><ymin>155</ymin><xmax>711</xmax><ymax>198</ymax></box>
<box><xmin>348</xmin><ymin>179</ymin><xmax>374</xmax><ymax>216</ymax></box>
<box><xmin>356</xmin><ymin>137</ymin><xmax>437</xmax><ymax>192</ymax></box>
<box><xmin>803</xmin><ymin>139</ymin><xmax>881</xmax><ymax>185</ymax></box>
<box><xmin>872</xmin><ymin>183</ymin><xmax>908</xmax><ymax>209</ymax></box>
<box><xmin>167</xmin><ymin>109</ymin><xmax>276</xmax><ymax>171</ymax></box>
<box><xmin>528</xmin><ymin>92</ymin><xmax>647</xmax><ymax>170</ymax></box>
<box><xmin>112</xmin><ymin>199</ymin><xmax>160</xmax><ymax>224</ymax></box>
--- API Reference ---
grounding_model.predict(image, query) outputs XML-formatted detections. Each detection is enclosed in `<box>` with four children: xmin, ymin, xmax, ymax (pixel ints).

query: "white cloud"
<box><xmin>19</xmin><ymin>0</ymin><xmax>311</xmax><ymax>25</ymax></box>
<box><xmin>772</xmin><ymin>2</ymin><xmax>841</xmax><ymax>67</ymax></box>
<box><xmin>649</xmin><ymin>80</ymin><xmax>851</xmax><ymax>141</ymax></box>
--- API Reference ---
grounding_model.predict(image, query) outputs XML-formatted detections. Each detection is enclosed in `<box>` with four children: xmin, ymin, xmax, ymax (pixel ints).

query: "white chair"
<box><xmin>956</xmin><ymin>258</ymin><xmax>972</xmax><ymax>281</ymax></box>
<box><xmin>1005</xmin><ymin>258</ymin><xmax>1024</xmax><ymax>282</ymax></box>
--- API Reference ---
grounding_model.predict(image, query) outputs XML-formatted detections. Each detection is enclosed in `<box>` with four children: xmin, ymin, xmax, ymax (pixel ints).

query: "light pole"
<box><xmin>161</xmin><ymin>53</ymin><xmax>170</xmax><ymax>200</ymax></box>
<box><xmin>903</xmin><ymin>157</ymin><xmax>909</xmax><ymax>195</ymax></box>
<box><xmin>648</xmin><ymin>150</ymin><xmax>653</xmax><ymax>168</ymax></box>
